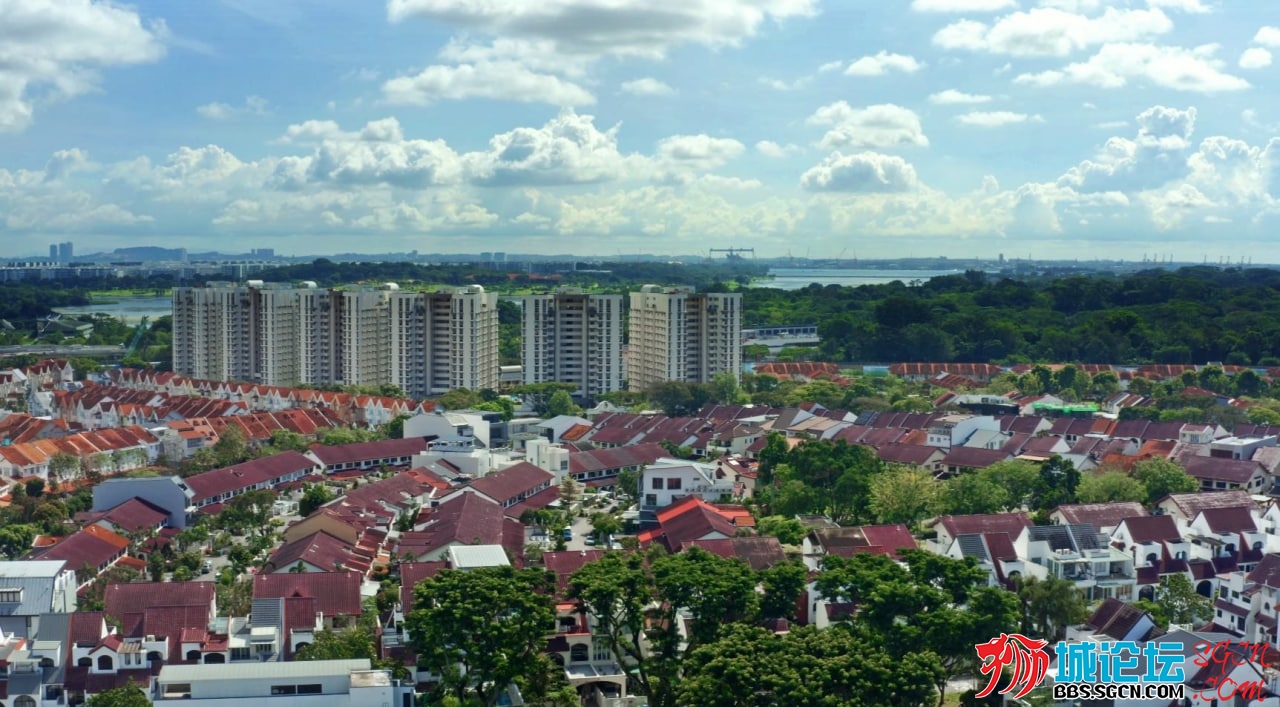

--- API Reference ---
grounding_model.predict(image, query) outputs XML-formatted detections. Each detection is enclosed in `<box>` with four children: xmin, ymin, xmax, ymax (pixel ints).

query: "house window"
<box><xmin>667</xmin><ymin>478</ymin><xmax>682</xmax><ymax>490</ymax></box>
<box><xmin>97</xmin><ymin>655</ymin><xmax>113</xmax><ymax>671</ymax></box>
<box><xmin>651</xmin><ymin>478</ymin><xmax>663</xmax><ymax>490</ymax></box>
<box><xmin>271</xmin><ymin>685</ymin><xmax>297</xmax><ymax>695</ymax></box>
<box><xmin>297</xmin><ymin>684</ymin><xmax>322</xmax><ymax>695</ymax></box>
<box><xmin>645</xmin><ymin>494</ymin><xmax>657</xmax><ymax>507</ymax></box>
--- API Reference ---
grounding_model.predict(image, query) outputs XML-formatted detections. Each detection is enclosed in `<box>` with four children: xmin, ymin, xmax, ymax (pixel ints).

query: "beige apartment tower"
<box><xmin>626</xmin><ymin>285</ymin><xmax>742</xmax><ymax>393</ymax></box>
<box><xmin>522</xmin><ymin>288</ymin><xmax>623</xmax><ymax>398</ymax></box>
<box><xmin>173</xmin><ymin>282</ymin><xmax>498</xmax><ymax>397</ymax></box>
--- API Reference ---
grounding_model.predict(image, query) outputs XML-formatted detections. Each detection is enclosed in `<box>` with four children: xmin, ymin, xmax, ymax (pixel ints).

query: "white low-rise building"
<box><xmin>153</xmin><ymin>659</ymin><xmax>414</xmax><ymax>706</ymax></box>
<box><xmin>638</xmin><ymin>457</ymin><xmax>736</xmax><ymax>513</ymax></box>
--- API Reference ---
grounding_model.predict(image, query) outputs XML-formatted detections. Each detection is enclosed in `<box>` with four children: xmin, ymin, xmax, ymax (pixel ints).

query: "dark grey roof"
<box><xmin>1028</xmin><ymin>523</ymin><xmax>1104</xmax><ymax>552</ymax></box>
<box><xmin>956</xmin><ymin>534</ymin><xmax>988</xmax><ymax>561</ymax></box>
<box><xmin>0</xmin><ymin>561</ymin><xmax>67</xmax><ymax>618</ymax></box>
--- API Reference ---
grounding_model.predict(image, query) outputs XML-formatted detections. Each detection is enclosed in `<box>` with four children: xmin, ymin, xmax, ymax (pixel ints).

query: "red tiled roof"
<box><xmin>254</xmin><ymin>572</ymin><xmax>363</xmax><ymax>616</ymax></box>
<box><xmin>569</xmin><ymin>442</ymin><xmax>667</xmax><ymax>475</ymax></box>
<box><xmin>466</xmin><ymin>462</ymin><xmax>555</xmax><ymax>506</ymax></box>
<box><xmin>99</xmin><ymin>498</ymin><xmax>170</xmax><ymax>533</ymax></box>
<box><xmin>1182</xmin><ymin>456</ymin><xmax>1263</xmax><ymax>483</ymax></box>
<box><xmin>33</xmin><ymin>527</ymin><xmax>129</xmax><ymax>572</ymax></box>
<box><xmin>933</xmin><ymin>513</ymin><xmax>1033</xmax><ymax>538</ymax></box>
<box><xmin>268</xmin><ymin>530</ymin><xmax>363</xmax><ymax>573</ymax></box>
<box><xmin>1117</xmin><ymin>515</ymin><xmax>1181</xmax><ymax>544</ymax></box>
<box><xmin>307</xmin><ymin>437</ymin><xmax>433</xmax><ymax>467</ymax></box>
<box><xmin>185</xmin><ymin>451</ymin><xmax>319</xmax><ymax>504</ymax></box>
<box><xmin>398</xmin><ymin>493</ymin><xmax>506</xmax><ymax>560</ymax></box>
<box><xmin>399</xmin><ymin>561</ymin><xmax>449</xmax><ymax>613</ymax></box>
<box><xmin>1196</xmin><ymin>507</ymin><xmax>1258</xmax><ymax>533</ymax></box>
<box><xmin>542</xmin><ymin>550</ymin><xmax>605</xmax><ymax>596</ymax></box>
<box><xmin>940</xmin><ymin>446</ymin><xmax>1011</xmax><ymax>470</ymax></box>
<box><xmin>643</xmin><ymin>496</ymin><xmax>739</xmax><ymax>552</ymax></box>
<box><xmin>1053</xmin><ymin>502</ymin><xmax>1148</xmax><ymax>531</ymax></box>
<box><xmin>104</xmin><ymin>581</ymin><xmax>215</xmax><ymax>619</ymax></box>
<box><xmin>682</xmin><ymin>536</ymin><xmax>786</xmax><ymax>570</ymax></box>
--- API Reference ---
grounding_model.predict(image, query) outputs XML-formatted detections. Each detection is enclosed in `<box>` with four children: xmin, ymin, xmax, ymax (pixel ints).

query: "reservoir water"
<box><xmin>54</xmin><ymin>296</ymin><xmax>172</xmax><ymax>324</ymax></box>
<box><xmin>753</xmin><ymin>268</ymin><xmax>961</xmax><ymax>291</ymax></box>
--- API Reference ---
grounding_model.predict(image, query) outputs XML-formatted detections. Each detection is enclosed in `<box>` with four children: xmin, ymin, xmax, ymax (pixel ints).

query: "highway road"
<box><xmin>0</xmin><ymin>344</ymin><xmax>125</xmax><ymax>357</ymax></box>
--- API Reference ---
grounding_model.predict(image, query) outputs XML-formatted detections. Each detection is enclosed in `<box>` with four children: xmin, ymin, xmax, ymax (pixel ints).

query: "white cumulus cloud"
<box><xmin>933</xmin><ymin>7</ymin><xmax>1173</xmax><ymax>57</ymax></box>
<box><xmin>800</xmin><ymin>152</ymin><xmax>921</xmax><ymax>193</ymax></box>
<box><xmin>0</xmin><ymin>0</ymin><xmax>167</xmax><ymax>132</ymax></box>
<box><xmin>957</xmin><ymin>111</ymin><xmax>1044</xmax><ymax>127</ymax></box>
<box><xmin>386</xmin><ymin>0</ymin><xmax>818</xmax><ymax>62</ymax></box>
<box><xmin>1015</xmin><ymin>43</ymin><xmax>1249</xmax><ymax>93</ymax></box>
<box><xmin>197</xmin><ymin>96</ymin><xmax>270</xmax><ymax>120</ymax></box>
<box><xmin>756</xmin><ymin>141</ymin><xmax>801</xmax><ymax>158</ymax></box>
<box><xmin>911</xmin><ymin>0</ymin><xmax>1015</xmax><ymax>11</ymax></box>
<box><xmin>383</xmin><ymin>61</ymin><xmax>595</xmax><ymax>106</ymax></box>
<box><xmin>620</xmin><ymin>78</ymin><xmax>675</xmax><ymax>96</ymax></box>
<box><xmin>1256</xmin><ymin>27</ymin><xmax>1280</xmax><ymax>48</ymax></box>
<box><xmin>1239</xmin><ymin>47</ymin><xmax>1272</xmax><ymax>69</ymax></box>
<box><xmin>844</xmin><ymin>51</ymin><xmax>924</xmax><ymax>76</ymax></box>
<box><xmin>807</xmin><ymin>102</ymin><xmax>929</xmax><ymax>150</ymax></box>
<box><xmin>929</xmin><ymin>89</ymin><xmax>993</xmax><ymax>104</ymax></box>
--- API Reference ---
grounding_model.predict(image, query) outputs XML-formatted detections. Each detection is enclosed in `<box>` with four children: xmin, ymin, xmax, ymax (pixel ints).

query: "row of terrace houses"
<box><xmin>0</xmin><ymin>425</ymin><xmax>159</xmax><ymax>480</ymax></box>
<box><xmin>916</xmin><ymin>491</ymin><xmax>1277</xmax><ymax>604</ymax></box>
<box><xmin>108</xmin><ymin>368</ymin><xmax>434</xmax><ymax>427</ymax></box>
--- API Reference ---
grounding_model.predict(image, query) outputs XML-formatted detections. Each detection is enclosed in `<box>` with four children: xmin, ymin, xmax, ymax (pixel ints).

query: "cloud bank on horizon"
<box><xmin>0</xmin><ymin>0</ymin><xmax>1278</xmax><ymax>260</ymax></box>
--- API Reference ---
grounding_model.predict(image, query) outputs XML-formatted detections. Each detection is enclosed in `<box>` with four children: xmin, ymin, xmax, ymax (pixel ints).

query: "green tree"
<box><xmin>217</xmin><ymin>577</ymin><xmax>254</xmax><ymax>616</ymax></box>
<box><xmin>1014</xmin><ymin>576</ymin><xmax>1089</xmax><ymax>643</ymax></box>
<box><xmin>437</xmin><ymin>388</ymin><xmax>482</xmax><ymax>411</ymax></box>
<box><xmin>755</xmin><ymin>432</ymin><xmax>789</xmax><ymax>485</ymax></box>
<box><xmin>677</xmin><ymin>624</ymin><xmax>945</xmax><ymax>707</ymax></box>
<box><xmin>869</xmin><ymin>464</ymin><xmax>938</xmax><ymax>525</ymax></box>
<box><xmin>299</xmin><ymin>483</ymin><xmax>335</xmax><ymax>517</ymax></box>
<box><xmin>86</xmin><ymin>684</ymin><xmax>152</xmax><ymax>707</ymax></box>
<box><xmin>546</xmin><ymin>389</ymin><xmax>581</xmax><ymax>417</ymax></box>
<box><xmin>296</xmin><ymin>626</ymin><xmax>403</xmax><ymax>677</ymax></box>
<box><xmin>407</xmin><ymin>566</ymin><xmax>556</xmax><ymax>707</ymax></box>
<box><xmin>759</xmin><ymin>560</ymin><xmax>807</xmax><ymax>621</ymax></box>
<box><xmin>24</xmin><ymin>477</ymin><xmax>45</xmax><ymax>498</ymax></box>
<box><xmin>1131</xmin><ymin>458</ymin><xmax>1199</xmax><ymax>506</ymax></box>
<box><xmin>47</xmin><ymin>452</ymin><xmax>79</xmax><ymax>482</ymax></box>
<box><xmin>977</xmin><ymin>460</ymin><xmax>1041</xmax><ymax>511</ymax></box>
<box><xmin>1031</xmin><ymin>456</ymin><xmax>1080</xmax><ymax>511</ymax></box>
<box><xmin>1075</xmin><ymin>470</ymin><xmax>1147</xmax><ymax>504</ymax></box>
<box><xmin>936</xmin><ymin>472</ymin><xmax>1010</xmax><ymax>516</ymax></box>
<box><xmin>589</xmin><ymin>512</ymin><xmax>621</xmax><ymax>545</ymax></box>
<box><xmin>0</xmin><ymin>524</ymin><xmax>37</xmax><ymax>559</ymax></box>
<box><xmin>1134</xmin><ymin>574</ymin><xmax>1212</xmax><ymax>629</ymax></box>
<box><xmin>709</xmin><ymin>371</ymin><xmax>747</xmax><ymax>405</ymax></box>
<box><xmin>569</xmin><ymin>552</ymin><xmax>656</xmax><ymax>698</ymax></box>
<box><xmin>755</xmin><ymin>515</ymin><xmax>806</xmax><ymax>545</ymax></box>
<box><xmin>213</xmin><ymin>425</ymin><xmax>249</xmax><ymax>466</ymax></box>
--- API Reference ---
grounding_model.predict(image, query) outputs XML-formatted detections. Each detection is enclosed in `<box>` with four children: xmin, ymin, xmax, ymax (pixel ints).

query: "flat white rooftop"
<box><xmin>0</xmin><ymin>561</ymin><xmax>67</xmax><ymax>578</ymax></box>
<box><xmin>159</xmin><ymin>658</ymin><xmax>370</xmax><ymax>682</ymax></box>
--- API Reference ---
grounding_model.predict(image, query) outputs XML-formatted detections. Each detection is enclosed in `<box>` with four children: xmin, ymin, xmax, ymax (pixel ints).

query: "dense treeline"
<box><xmin>254</xmin><ymin>258</ymin><xmax>766</xmax><ymax>290</ymax></box>
<box><xmin>747</xmin><ymin>266</ymin><xmax>1280</xmax><ymax>365</ymax></box>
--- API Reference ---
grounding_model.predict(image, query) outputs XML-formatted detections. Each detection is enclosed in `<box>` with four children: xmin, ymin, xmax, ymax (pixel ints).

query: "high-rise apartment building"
<box><xmin>173</xmin><ymin>282</ymin><xmax>498</xmax><ymax>397</ymax></box>
<box><xmin>521</xmin><ymin>288</ymin><xmax>623</xmax><ymax>398</ymax></box>
<box><xmin>390</xmin><ymin>285</ymin><xmax>499</xmax><ymax>397</ymax></box>
<box><xmin>626</xmin><ymin>285</ymin><xmax>742</xmax><ymax>393</ymax></box>
<box><xmin>49</xmin><ymin>242</ymin><xmax>73</xmax><ymax>262</ymax></box>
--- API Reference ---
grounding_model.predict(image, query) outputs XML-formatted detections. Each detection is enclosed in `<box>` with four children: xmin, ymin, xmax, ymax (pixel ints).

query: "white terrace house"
<box><xmin>1206</xmin><ymin>555</ymin><xmax>1280</xmax><ymax>648</ymax></box>
<box><xmin>1184</xmin><ymin>507</ymin><xmax>1267</xmax><ymax>573</ymax></box>
<box><xmin>924</xmin><ymin>414</ymin><xmax>1000</xmax><ymax>449</ymax></box>
<box><xmin>548</xmin><ymin>602</ymin><xmax>631</xmax><ymax>707</ymax></box>
<box><xmin>1012</xmin><ymin>524</ymin><xmax>1136</xmax><ymax>602</ymax></box>
<box><xmin>638</xmin><ymin>458</ymin><xmax>737</xmax><ymax>513</ymax></box>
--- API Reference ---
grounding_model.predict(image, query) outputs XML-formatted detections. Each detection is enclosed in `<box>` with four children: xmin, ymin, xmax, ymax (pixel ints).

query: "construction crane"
<box><xmin>708</xmin><ymin>247</ymin><xmax>755</xmax><ymax>261</ymax></box>
<box><xmin>124</xmin><ymin>316</ymin><xmax>150</xmax><ymax>358</ymax></box>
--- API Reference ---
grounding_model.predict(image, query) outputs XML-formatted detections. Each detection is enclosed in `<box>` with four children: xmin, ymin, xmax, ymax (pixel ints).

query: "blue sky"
<box><xmin>1</xmin><ymin>0</ymin><xmax>1278</xmax><ymax>261</ymax></box>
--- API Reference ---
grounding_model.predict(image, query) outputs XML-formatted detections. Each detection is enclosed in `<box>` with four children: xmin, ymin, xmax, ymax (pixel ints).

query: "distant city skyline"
<box><xmin>1</xmin><ymin>2</ymin><xmax>1278</xmax><ymax>260</ymax></box>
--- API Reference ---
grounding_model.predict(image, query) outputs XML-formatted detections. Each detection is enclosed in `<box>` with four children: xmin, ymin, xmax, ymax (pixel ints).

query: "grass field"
<box><xmin>87</xmin><ymin>288</ymin><xmax>172</xmax><ymax>299</ymax></box>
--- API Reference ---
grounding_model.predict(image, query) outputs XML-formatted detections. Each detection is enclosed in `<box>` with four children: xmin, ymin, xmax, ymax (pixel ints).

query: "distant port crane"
<box><xmin>709</xmin><ymin>247</ymin><xmax>755</xmax><ymax>260</ymax></box>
